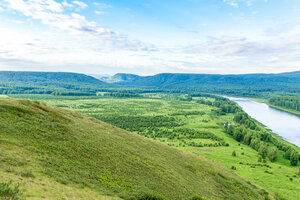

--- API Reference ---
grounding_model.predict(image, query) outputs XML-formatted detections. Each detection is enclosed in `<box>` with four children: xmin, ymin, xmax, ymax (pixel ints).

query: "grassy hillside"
<box><xmin>0</xmin><ymin>71</ymin><xmax>111</xmax><ymax>94</ymax></box>
<box><xmin>9</xmin><ymin>94</ymin><xmax>300</xmax><ymax>200</ymax></box>
<box><xmin>110</xmin><ymin>71</ymin><xmax>300</xmax><ymax>95</ymax></box>
<box><xmin>0</xmin><ymin>98</ymin><xmax>274</xmax><ymax>200</ymax></box>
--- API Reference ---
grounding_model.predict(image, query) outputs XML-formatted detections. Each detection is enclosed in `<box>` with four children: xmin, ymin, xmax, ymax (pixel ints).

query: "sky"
<box><xmin>0</xmin><ymin>0</ymin><xmax>300</xmax><ymax>75</ymax></box>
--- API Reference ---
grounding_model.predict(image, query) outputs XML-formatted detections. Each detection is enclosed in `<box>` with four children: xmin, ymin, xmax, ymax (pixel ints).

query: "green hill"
<box><xmin>0</xmin><ymin>71</ymin><xmax>111</xmax><ymax>94</ymax></box>
<box><xmin>110</xmin><ymin>71</ymin><xmax>300</xmax><ymax>95</ymax></box>
<box><xmin>0</xmin><ymin>98</ymin><xmax>275</xmax><ymax>200</ymax></box>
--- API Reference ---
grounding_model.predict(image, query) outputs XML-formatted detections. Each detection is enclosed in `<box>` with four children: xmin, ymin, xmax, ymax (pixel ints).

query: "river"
<box><xmin>226</xmin><ymin>97</ymin><xmax>300</xmax><ymax>148</ymax></box>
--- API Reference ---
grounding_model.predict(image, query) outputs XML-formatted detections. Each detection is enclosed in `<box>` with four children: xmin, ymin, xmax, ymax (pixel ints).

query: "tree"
<box><xmin>290</xmin><ymin>151</ymin><xmax>299</xmax><ymax>166</ymax></box>
<box><xmin>258</xmin><ymin>144</ymin><xmax>268</xmax><ymax>159</ymax></box>
<box><xmin>268</xmin><ymin>147</ymin><xmax>278</xmax><ymax>162</ymax></box>
<box><xmin>284</xmin><ymin>148</ymin><xmax>292</xmax><ymax>160</ymax></box>
<box><xmin>232</xmin><ymin>150</ymin><xmax>237</xmax><ymax>157</ymax></box>
<box><xmin>250</xmin><ymin>138</ymin><xmax>260</xmax><ymax>150</ymax></box>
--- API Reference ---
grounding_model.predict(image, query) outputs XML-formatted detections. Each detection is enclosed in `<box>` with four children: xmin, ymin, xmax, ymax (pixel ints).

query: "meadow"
<box><xmin>0</xmin><ymin>98</ymin><xmax>271</xmax><ymax>200</ymax></box>
<box><xmin>9</xmin><ymin>93</ymin><xmax>300</xmax><ymax>200</ymax></box>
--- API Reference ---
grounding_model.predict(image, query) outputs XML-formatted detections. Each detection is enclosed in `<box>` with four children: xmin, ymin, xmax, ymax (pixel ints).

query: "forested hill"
<box><xmin>110</xmin><ymin>71</ymin><xmax>300</xmax><ymax>95</ymax></box>
<box><xmin>0</xmin><ymin>71</ymin><xmax>111</xmax><ymax>94</ymax></box>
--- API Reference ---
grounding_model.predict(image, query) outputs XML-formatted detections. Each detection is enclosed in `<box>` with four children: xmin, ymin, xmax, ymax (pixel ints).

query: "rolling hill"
<box><xmin>109</xmin><ymin>71</ymin><xmax>300</xmax><ymax>95</ymax></box>
<box><xmin>0</xmin><ymin>71</ymin><xmax>111</xmax><ymax>94</ymax></box>
<box><xmin>0</xmin><ymin>98</ymin><xmax>275</xmax><ymax>200</ymax></box>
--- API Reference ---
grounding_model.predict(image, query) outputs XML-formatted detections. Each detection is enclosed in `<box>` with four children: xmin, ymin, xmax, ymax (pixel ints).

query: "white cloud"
<box><xmin>93</xmin><ymin>2</ymin><xmax>111</xmax><ymax>9</ymax></box>
<box><xmin>95</xmin><ymin>10</ymin><xmax>105</xmax><ymax>15</ymax></box>
<box><xmin>223</xmin><ymin>0</ymin><xmax>268</xmax><ymax>7</ymax></box>
<box><xmin>2</xmin><ymin>0</ymin><xmax>154</xmax><ymax>51</ymax></box>
<box><xmin>223</xmin><ymin>0</ymin><xmax>239</xmax><ymax>8</ymax></box>
<box><xmin>72</xmin><ymin>1</ymin><xmax>88</xmax><ymax>9</ymax></box>
<box><xmin>62</xmin><ymin>0</ymin><xmax>73</xmax><ymax>8</ymax></box>
<box><xmin>0</xmin><ymin>0</ymin><xmax>298</xmax><ymax>75</ymax></box>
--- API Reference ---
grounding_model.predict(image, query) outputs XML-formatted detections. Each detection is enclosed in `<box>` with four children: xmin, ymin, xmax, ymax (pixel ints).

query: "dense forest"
<box><xmin>0</xmin><ymin>71</ymin><xmax>111</xmax><ymax>94</ymax></box>
<box><xmin>269</xmin><ymin>96</ymin><xmax>300</xmax><ymax>112</ymax></box>
<box><xmin>109</xmin><ymin>71</ymin><xmax>300</xmax><ymax>96</ymax></box>
<box><xmin>1</xmin><ymin>71</ymin><xmax>300</xmax><ymax>98</ymax></box>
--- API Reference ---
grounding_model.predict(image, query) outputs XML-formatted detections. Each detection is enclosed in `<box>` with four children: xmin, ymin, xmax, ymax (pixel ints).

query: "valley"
<box><xmin>9</xmin><ymin>93</ymin><xmax>300</xmax><ymax>200</ymax></box>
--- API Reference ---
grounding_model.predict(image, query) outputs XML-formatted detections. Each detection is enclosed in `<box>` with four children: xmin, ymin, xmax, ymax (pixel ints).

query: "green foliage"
<box><xmin>190</xmin><ymin>196</ymin><xmax>203</xmax><ymax>200</ymax></box>
<box><xmin>0</xmin><ymin>98</ymin><xmax>268</xmax><ymax>200</ymax></box>
<box><xmin>109</xmin><ymin>71</ymin><xmax>300</xmax><ymax>96</ymax></box>
<box><xmin>232</xmin><ymin>151</ymin><xmax>237</xmax><ymax>157</ymax></box>
<box><xmin>7</xmin><ymin>93</ymin><xmax>299</xmax><ymax>200</ymax></box>
<box><xmin>138</xmin><ymin>194</ymin><xmax>165</xmax><ymax>200</ymax></box>
<box><xmin>0</xmin><ymin>71</ymin><xmax>110</xmax><ymax>95</ymax></box>
<box><xmin>269</xmin><ymin>96</ymin><xmax>300</xmax><ymax>112</ymax></box>
<box><xmin>20</xmin><ymin>170</ymin><xmax>35</xmax><ymax>178</ymax></box>
<box><xmin>290</xmin><ymin>151</ymin><xmax>299</xmax><ymax>166</ymax></box>
<box><xmin>268</xmin><ymin>147</ymin><xmax>278</xmax><ymax>162</ymax></box>
<box><xmin>0</xmin><ymin>181</ymin><xmax>21</xmax><ymax>200</ymax></box>
<box><xmin>258</xmin><ymin>144</ymin><xmax>268</xmax><ymax>159</ymax></box>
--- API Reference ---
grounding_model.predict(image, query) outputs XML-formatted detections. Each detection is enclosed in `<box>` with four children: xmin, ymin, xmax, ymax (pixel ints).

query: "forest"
<box><xmin>269</xmin><ymin>96</ymin><xmax>300</xmax><ymax>112</ymax></box>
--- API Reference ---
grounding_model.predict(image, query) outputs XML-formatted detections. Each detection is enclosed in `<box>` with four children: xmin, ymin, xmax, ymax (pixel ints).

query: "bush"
<box><xmin>0</xmin><ymin>181</ymin><xmax>21</xmax><ymax>200</ymax></box>
<box><xmin>191</xmin><ymin>196</ymin><xmax>203</xmax><ymax>200</ymax></box>
<box><xmin>232</xmin><ymin>151</ymin><xmax>237</xmax><ymax>157</ymax></box>
<box><xmin>20</xmin><ymin>170</ymin><xmax>35</xmax><ymax>178</ymax></box>
<box><xmin>268</xmin><ymin>147</ymin><xmax>278</xmax><ymax>162</ymax></box>
<box><xmin>138</xmin><ymin>194</ymin><xmax>165</xmax><ymax>200</ymax></box>
<box><xmin>290</xmin><ymin>151</ymin><xmax>299</xmax><ymax>166</ymax></box>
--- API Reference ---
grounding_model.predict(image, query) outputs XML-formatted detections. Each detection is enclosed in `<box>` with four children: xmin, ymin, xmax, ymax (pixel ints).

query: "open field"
<box><xmin>9</xmin><ymin>94</ymin><xmax>300</xmax><ymax>200</ymax></box>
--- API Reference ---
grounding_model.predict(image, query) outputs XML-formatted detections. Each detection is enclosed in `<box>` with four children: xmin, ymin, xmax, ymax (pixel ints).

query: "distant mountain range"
<box><xmin>1</xmin><ymin>70</ymin><xmax>299</xmax><ymax>95</ymax></box>
<box><xmin>0</xmin><ymin>71</ymin><xmax>110</xmax><ymax>94</ymax></box>
<box><xmin>106</xmin><ymin>71</ymin><xmax>300</xmax><ymax>94</ymax></box>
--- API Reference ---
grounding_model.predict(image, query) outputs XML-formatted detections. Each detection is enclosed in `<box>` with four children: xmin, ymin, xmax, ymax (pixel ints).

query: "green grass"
<box><xmin>9</xmin><ymin>94</ymin><xmax>300</xmax><ymax>200</ymax></box>
<box><xmin>0</xmin><ymin>98</ymin><xmax>273</xmax><ymax>200</ymax></box>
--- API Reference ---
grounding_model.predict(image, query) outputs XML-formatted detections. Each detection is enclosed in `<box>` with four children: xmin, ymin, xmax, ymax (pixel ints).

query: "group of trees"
<box><xmin>225</xmin><ymin>122</ymin><xmax>299</xmax><ymax>166</ymax></box>
<box><xmin>233</xmin><ymin>112</ymin><xmax>260</xmax><ymax>130</ymax></box>
<box><xmin>195</xmin><ymin>95</ymin><xmax>241</xmax><ymax>115</ymax></box>
<box><xmin>225</xmin><ymin>125</ymin><xmax>278</xmax><ymax>162</ymax></box>
<box><xmin>93</xmin><ymin>115</ymin><xmax>183</xmax><ymax>132</ymax></box>
<box><xmin>96</xmin><ymin>92</ymin><xmax>141</xmax><ymax>98</ymax></box>
<box><xmin>284</xmin><ymin>147</ymin><xmax>300</xmax><ymax>166</ymax></box>
<box><xmin>269</xmin><ymin>96</ymin><xmax>300</xmax><ymax>111</ymax></box>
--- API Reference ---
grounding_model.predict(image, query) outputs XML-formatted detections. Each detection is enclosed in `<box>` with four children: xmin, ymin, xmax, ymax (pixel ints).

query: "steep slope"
<box><xmin>111</xmin><ymin>71</ymin><xmax>300</xmax><ymax>93</ymax></box>
<box><xmin>0</xmin><ymin>98</ymin><xmax>275</xmax><ymax>200</ymax></box>
<box><xmin>0</xmin><ymin>71</ymin><xmax>111</xmax><ymax>93</ymax></box>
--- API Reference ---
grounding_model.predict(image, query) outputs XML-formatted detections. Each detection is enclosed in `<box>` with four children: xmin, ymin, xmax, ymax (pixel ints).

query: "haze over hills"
<box><xmin>0</xmin><ymin>98</ymin><xmax>274</xmax><ymax>200</ymax></box>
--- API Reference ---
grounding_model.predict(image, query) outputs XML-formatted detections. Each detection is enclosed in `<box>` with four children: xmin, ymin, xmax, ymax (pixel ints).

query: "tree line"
<box><xmin>269</xmin><ymin>96</ymin><xmax>300</xmax><ymax>111</ymax></box>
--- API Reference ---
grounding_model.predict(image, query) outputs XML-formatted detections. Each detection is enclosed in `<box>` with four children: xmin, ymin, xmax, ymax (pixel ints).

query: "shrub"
<box><xmin>191</xmin><ymin>196</ymin><xmax>203</xmax><ymax>200</ymax></box>
<box><xmin>138</xmin><ymin>194</ymin><xmax>165</xmax><ymax>200</ymax></box>
<box><xmin>232</xmin><ymin>151</ymin><xmax>237</xmax><ymax>157</ymax></box>
<box><xmin>290</xmin><ymin>151</ymin><xmax>299</xmax><ymax>166</ymax></box>
<box><xmin>268</xmin><ymin>147</ymin><xmax>278</xmax><ymax>162</ymax></box>
<box><xmin>20</xmin><ymin>170</ymin><xmax>35</xmax><ymax>178</ymax></box>
<box><xmin>0</xmin><ymin>181</ymin><xmax>21</xmax><ymax>200</ymax></box>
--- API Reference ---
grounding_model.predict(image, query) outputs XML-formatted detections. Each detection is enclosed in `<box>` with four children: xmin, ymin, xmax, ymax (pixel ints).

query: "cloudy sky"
<box><xmin>0</xmin><ymin>0</ymin><xmax>300</xmax><ymax>75</ymax></box>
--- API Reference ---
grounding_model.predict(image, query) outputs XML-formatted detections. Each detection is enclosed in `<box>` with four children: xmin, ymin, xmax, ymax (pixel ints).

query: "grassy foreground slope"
<box><xmin>0</xmin><ymin>98</ymin><xmax>273</xmax><ymax>200</ymax></box>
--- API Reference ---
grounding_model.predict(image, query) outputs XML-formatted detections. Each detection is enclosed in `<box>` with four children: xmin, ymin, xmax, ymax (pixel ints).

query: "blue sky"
<box><xmin>0</xmin><ymin>0</ymin><xmax>300</xmax><ymax>75</ymax></box>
